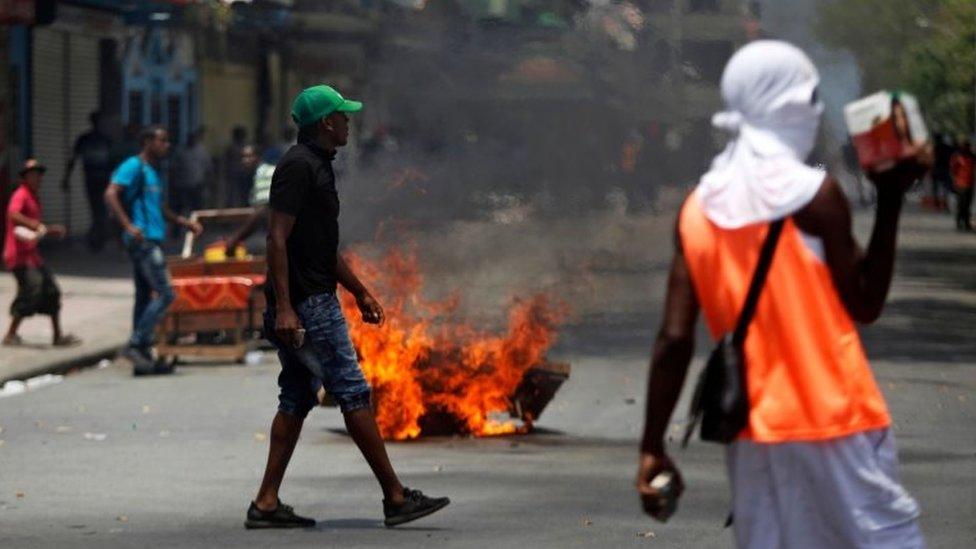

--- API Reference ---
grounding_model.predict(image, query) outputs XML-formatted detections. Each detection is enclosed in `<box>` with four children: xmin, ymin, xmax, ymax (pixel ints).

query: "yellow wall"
<box><xmin>200</xmin><ymin>60</ymin><xmax>257</xmax><ymax>151</ymax></box>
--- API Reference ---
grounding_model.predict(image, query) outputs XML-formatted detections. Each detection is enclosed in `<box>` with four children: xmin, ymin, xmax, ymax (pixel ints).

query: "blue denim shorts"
<box><xmin>264</xmin><ymin>292</ymin><xmax>372</xmax><ymax>417</ymax></box>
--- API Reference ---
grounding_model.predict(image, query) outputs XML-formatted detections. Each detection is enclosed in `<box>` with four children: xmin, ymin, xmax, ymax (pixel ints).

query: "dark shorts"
<box><xmin>264</xmin><ymin>292</ymin><xmax>371</xmax><ymax>418</ymax></box>
<box><xmin>10</xmin><ymin>265</ymin><xmax>61</xmax><ymax>318</ymax></box>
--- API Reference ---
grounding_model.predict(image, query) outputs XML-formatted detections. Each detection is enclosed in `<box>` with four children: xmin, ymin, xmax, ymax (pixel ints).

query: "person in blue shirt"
<box><xmin>105</xmin><ymin>125</ymin><xmax>202</xmax><ymax>375</ymax></box>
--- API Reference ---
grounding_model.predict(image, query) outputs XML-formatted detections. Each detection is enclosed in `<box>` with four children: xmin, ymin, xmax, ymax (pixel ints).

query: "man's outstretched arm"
<box><xmin>162</xmin><ymin>202</ymin><xmax>203</xmax><ymax>235</ymax></box>
<box><xmin>337</xmin><ymin>254</ymin><xmax>384</xmax><ymax>325</ymax></box>
<box><xmin>104</xmin><ymin>183</ymin><xmax>142</xmax><ymax>243</ymax></box>
<box><xmin>226</xmin><ymin>206</ymin><xmax>268</xmax><ymax>256</ymax></box>
<box><xmin>637</xmin><ymin>235</ymin><xmax>700</xmax><ymax>518</ymax></box>
<box><xmin>794</xmin><ymin>150</ymin><xmax>928</xmax><ymax>323</ymax></box>
<box><xmin>267</xmin><ymin>209</ymin><xmax>302</xmax><ymax>347</ymax></box>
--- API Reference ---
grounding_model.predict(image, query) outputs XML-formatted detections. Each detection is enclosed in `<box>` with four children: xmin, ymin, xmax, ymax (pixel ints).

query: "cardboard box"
<box><xmin>844</xmin><ymin>91</ymin><xmax>928</xmax><ymax>170</ymax></box>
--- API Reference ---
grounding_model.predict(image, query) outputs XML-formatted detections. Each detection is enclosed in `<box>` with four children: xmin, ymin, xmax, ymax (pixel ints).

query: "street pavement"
<box><xmin>0</xmin><ymin>244</ymin><xmax>133</xmax><ymax>383</ymax></box>
<box><xmin>0</xmin><ymin>202</ymin><xmax>974</xmax><ymax>548</ymax></box>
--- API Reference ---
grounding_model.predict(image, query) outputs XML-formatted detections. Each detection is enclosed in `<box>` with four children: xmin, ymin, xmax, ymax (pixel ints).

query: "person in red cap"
<box><xmin>3</xmin><ymin>159</ymin><xmax>80</xmax><ymax>347</ymax></box>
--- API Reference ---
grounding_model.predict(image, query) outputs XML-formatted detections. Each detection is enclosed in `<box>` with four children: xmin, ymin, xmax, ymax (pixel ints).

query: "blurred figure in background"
<box><xmin>240</xmin><ymin>144</ymin><xmax>261</xmax><ymax>202</ymax></box>
<box><xmin>4</xmin><ymin>159</ymin><xmax>79</xmax><ymax>347</ymax></box>
<box><xmin>171</xmin><ymin>127</ymin><xmax>213</xmax><ymax>221</ymax></box>
<box><xmin>928</xmin><ymin>132</ymin><xmax>954</xmax><ymax>211</ymax></box>
<box><xmin>224</xmin><ymin>147</ymin><xmax>275</xmax><ymax>256</ymax></box>
<box><xmin>63</xmin><ymin>111</ymin><xmax>115</xmax><ymax>251</ymax></box>
<box><xmin>841</xmin><ymin>138</ymin><xmax>873</xmax><ymax>207</ymax></box>
<box><xmin>223</xmin><ymin>126</ymin><xmax>249</xmax><ymax>207</ymax></box>
<box><xmin>104</xmin><ymin>126</ymin><xmax>203</xmax><ymax>376</ymax></box>
<box><xmin>950</xmin><ymin>137</ymin><xmax>974</xmax><ymax>231</ymax></box>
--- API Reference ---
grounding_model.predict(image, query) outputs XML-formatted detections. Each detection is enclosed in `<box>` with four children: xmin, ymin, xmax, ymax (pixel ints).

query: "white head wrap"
<box><xmin>697</xmin><ymin>40</ymin><xmax>826</xmax><ymax>229</ymax></box>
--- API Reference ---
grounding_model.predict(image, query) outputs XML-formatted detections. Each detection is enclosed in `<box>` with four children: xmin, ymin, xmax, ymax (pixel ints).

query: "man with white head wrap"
<box><xmin>636</xmin><ymin>41</ymin><xmax>928</xmax><ymax>548</ymax></box>
<box><xmin>697</xmin><ymin>40</ymin><xmax>826</xmax><ymax>230</ymax></box>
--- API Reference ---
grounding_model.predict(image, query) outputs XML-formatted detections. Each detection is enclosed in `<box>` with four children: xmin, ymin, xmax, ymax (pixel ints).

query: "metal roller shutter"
<box><xmin>31</xmin><ymin>28</ymin><xmax>68</xmax><ymax>229</ymax></box>
<box><xmin>31</xmin><ymin>27</ymin><xmax>99</xmax><ymax>235</ymax></box>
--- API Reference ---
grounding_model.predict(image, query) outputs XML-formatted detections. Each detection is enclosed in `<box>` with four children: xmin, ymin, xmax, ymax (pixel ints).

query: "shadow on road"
<box><xmin>859</xmin><ymin>245</ymin><xmax>976</xmax><ymax>363</ymax></box>
<box><xmin>897</xmin><ymin>247</ymin><xmax>976</xmax><ymax>293</ymax></box>
<box><xmin>313</xmin><ymin>518</ymin><xmax>380</xmax><ymax>530</ymax></box>
<box><xmin>313</xmin><ymin>518</ymin><xmax>446</xmax><ymax>532</ymax></box>
<box><xmin>862</xmin><ymin>298</ymin><xmax>976</xmax><ymax>362</ymax></box>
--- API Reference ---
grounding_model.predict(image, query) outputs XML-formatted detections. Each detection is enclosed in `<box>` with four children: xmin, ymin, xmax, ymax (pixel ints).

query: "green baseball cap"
<box><xmin>291</xmin><ymin>85</ymin><xmax>363</xmax><ymax>127</ymax></box>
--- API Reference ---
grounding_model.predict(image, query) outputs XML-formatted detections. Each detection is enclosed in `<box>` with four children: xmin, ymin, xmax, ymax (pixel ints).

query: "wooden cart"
<box><xmin>156</xmin><ymin>209</ymin><xmax>266</xmax><ymax>364</ymax></box>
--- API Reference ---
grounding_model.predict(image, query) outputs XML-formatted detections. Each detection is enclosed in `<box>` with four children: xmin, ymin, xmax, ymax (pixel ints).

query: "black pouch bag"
<box><xmin>682</xmin><ymin>219</ymin><xmax>785</xmax><ymax>446</ymax></box>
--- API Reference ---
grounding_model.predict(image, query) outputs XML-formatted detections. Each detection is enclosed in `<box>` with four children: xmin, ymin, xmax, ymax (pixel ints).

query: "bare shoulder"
<box><xmin>793</xmin><ymin>175</ymin><xmax>851</xmax><ymax>237</ymax></box>
<box><xmin>673</xmin><ymin>189</ymin><xmax>698</xmax><ymax>253</ymax></box>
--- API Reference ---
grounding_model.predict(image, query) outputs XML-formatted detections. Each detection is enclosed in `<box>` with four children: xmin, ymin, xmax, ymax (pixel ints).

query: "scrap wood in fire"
<box><xmin>319</xmin><ymin>361</ymin><xmax>570</xmax><ymax>439</ymax></box>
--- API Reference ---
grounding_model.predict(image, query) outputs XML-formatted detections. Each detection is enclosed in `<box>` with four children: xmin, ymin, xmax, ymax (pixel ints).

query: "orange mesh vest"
<box><xmin>679</xmin><ymin>192</ymin><xmax>890</xmax><ymax>442</ymax></box>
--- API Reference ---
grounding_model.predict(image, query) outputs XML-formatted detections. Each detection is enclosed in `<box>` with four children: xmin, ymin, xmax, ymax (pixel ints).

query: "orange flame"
<box><xmin>339</xmin><ymin>249</ymin><xmax>566</xmax><ymax>440</ymax></box>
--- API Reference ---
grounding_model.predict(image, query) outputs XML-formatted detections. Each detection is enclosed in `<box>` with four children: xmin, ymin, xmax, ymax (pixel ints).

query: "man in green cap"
<box><xmin>247</xmin><ymin>85</ymin><xmax>450</xmax><ymax>529</ymax></box>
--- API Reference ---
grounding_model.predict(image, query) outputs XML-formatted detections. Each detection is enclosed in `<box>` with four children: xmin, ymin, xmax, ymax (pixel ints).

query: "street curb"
<box><xmin>0</xmin><ymin>343</ymin><xmax>123</xmax><ymax>385</ymax></box>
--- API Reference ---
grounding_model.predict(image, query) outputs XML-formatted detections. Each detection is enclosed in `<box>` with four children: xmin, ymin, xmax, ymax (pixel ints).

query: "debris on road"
<box><xmin>83</xmin><ymin>432</ymin><xmax>107</xmax><ymax>442</ymax></box>
<box><xmin>0</xmin><ymin>374</ymin><xmax>63</xmax><ymax>399</ymax></box>
<box><xmin>637</xmin><ymin>530</ymin><xmax>656</xmax><ymax>539</ymax></box>
<box><xmin>56</xmin><ymin>425</ymin><xmax>73</xmax><ymax>434</ymax></box>
<box><xmin>15</xmin><ymin>492</ymin><xmax>25</xmax><ymax>499</ymax></box>
<box><xmin>26</xmin><ymin>374</ymin><xmax>63</xmax><ymax>391</ymax></box>
<box><xmin>116</xmin><ymin>515</ymin><xmax>128</xmax><ymax>523</ymax></box>
<box><xmin>581</xmin><ymin>516</ymin><xmax>593</xmax><ymax>527</ymax></box>
<box><xmin>253</xmin><ymin>432</ymin><xmax>266</xmax><ymax>442</ymax></box>
<box><xmin>0</xmin><ymin>380</ymin><xmax>26</xmax><ymax>398</ymax></box>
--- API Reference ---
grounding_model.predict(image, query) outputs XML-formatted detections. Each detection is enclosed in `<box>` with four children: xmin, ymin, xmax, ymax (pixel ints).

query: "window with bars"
<box><xmin>150</xmin><ymin>79</ymin><xmax>162</xmax><ymax>124</ymax></box>
<box><xmin>128</xmin><ymin>90</ymin><xmax>144</xmax><ymax>126</ymax></box>
<box><xmin>167</xmin><ymin>95</ymin><xmax>182</xmax><ymax>145</ymax></box>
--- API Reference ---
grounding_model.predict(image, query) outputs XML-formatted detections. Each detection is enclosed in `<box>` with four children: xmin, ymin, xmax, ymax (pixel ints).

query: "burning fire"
<box><xmin>338</xmin><ymin>249</ymin><xmax>566</xmax><ymax>440</ymax></box>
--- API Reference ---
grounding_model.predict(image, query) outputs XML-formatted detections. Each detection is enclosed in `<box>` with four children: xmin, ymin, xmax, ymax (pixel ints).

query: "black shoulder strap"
<box><xmin>731</xmin><ymin>219</ymin><xmax>785</xmax><ymax>346</ymax></box>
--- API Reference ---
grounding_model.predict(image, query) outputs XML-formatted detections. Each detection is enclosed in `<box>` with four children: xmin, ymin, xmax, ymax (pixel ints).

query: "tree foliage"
<box><xmin>901</xmin><ymin>0</ymin><xmax>975</xmax><ymax>136</ymax></box>
<box><xmin>816</xmin><ymin>0</ymin><xmax>975</xmax><ymax>134</ymax></box>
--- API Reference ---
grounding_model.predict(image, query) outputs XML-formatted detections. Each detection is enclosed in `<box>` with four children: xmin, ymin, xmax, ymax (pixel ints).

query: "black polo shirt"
<box><xmin>265</xmin><ymin>140</ymin><xmax>340</xmax><ymax>309</ymax></box>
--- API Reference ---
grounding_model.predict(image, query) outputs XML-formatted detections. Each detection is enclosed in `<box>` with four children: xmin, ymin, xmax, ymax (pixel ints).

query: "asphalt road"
<box><xmin>1</xmin><ymin>205</ymin><xmax>974</xmax><ymax>548</ymax></box>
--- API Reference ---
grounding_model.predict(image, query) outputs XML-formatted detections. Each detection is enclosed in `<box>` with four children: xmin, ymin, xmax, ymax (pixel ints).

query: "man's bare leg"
<box><xmin>3</xmin><ymin>315</ymin><xmax>23</xmax><ymax>343</ymax></box>
<box><xmin>344</xmin><ymin>407</ymin><xmax>405</xmax><ymax>504</ymax></box>
<box><xmin>50</xmin><ymin>313</ymin><xmax>62</xmax><ymax>342</ymax></box>
<box><xmin>254</xmin><ymin>411</ymin><xmax>304</xmax><ymax>510</ymax></box>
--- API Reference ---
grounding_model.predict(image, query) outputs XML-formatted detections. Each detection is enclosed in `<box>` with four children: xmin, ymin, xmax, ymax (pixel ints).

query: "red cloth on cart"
<box><xmin>169</xmin><ymin>276</ymin><xmax>265</xmax><ymax>313</ymax></box>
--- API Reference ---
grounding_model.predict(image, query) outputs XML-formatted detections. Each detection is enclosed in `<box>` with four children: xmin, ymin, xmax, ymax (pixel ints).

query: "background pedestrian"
<box><xmin>4</xmin><ymin>159</ymin><xmax>79</xmax><ymax>347</ymax></box>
